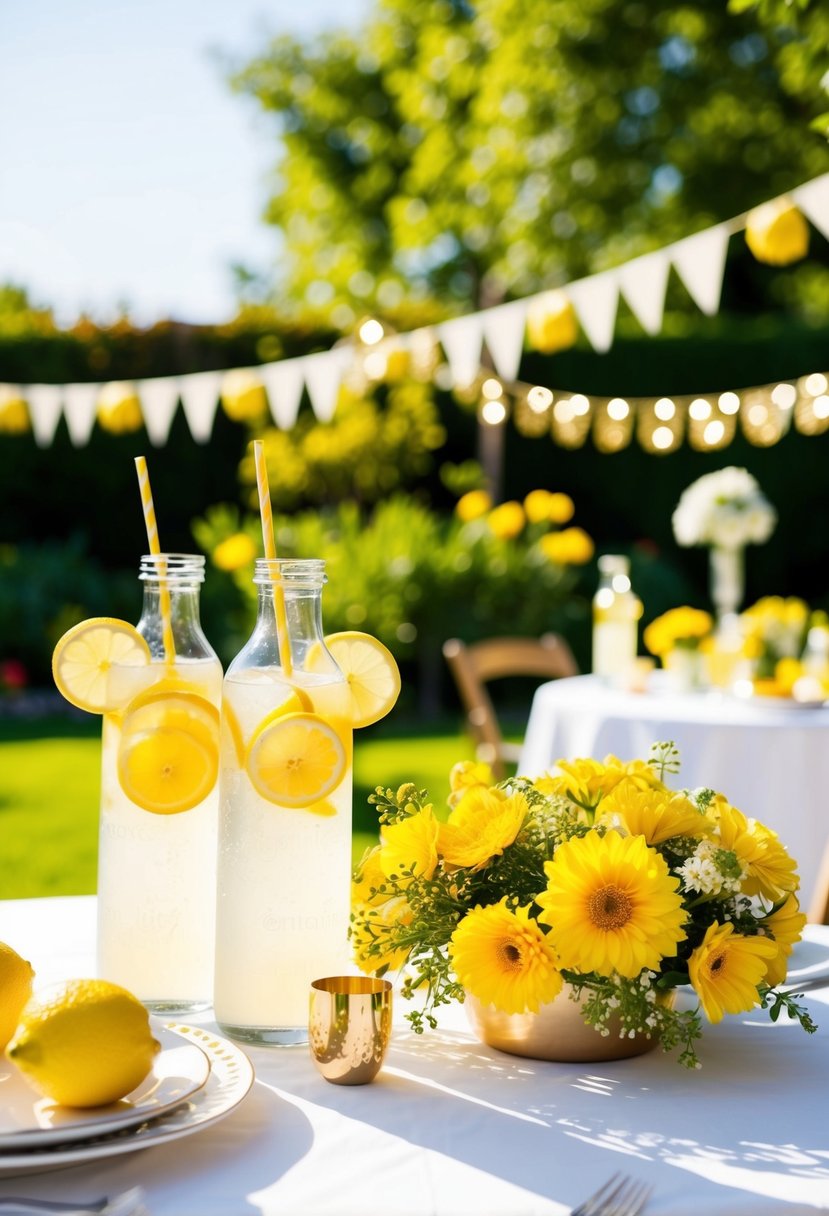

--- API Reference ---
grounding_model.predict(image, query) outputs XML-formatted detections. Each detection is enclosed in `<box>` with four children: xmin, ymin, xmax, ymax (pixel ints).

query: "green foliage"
<box><xmin>232</xmin><ymin>0</ymin><xmax>829</xmax><ymax>324</ymax></box>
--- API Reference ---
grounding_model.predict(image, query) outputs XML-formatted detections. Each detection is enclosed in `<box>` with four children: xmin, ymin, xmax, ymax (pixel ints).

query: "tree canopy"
<box><xmin>233</xmin><ymin>0</ymin><xmax>829</xmax><ymax>327</ymax></box>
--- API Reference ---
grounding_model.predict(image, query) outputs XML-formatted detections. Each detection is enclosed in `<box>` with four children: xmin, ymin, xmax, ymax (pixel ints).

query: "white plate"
<box><xmin>0</xmin><ymin>1023</ymin><xmax>210</xmax><ymax>1150</ymax></box>
<box><xmin>0</xmin><ymin>1024</ymin><xmax>253</xmax><ymax>1177</ymax></box>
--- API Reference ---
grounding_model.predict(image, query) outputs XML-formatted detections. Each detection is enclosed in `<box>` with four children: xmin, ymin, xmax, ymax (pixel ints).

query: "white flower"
<box><xmin>672</xmin><ymin>467</ymin><xmax>776</xmax><ymax>549</ymax></box>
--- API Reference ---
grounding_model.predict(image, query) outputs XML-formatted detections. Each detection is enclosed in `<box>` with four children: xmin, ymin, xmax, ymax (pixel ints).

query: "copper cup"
<box><xmin>309</xmin><ymin>976</ymin><xmax>393</xmax><ymax>1085</ymax></box>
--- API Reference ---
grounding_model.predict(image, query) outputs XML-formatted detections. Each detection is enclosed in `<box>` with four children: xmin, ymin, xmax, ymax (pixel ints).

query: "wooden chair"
<box><xmin>442</xmin><ymin>634</ymin><xmax>578</xmax><ymax>780</ymax></box>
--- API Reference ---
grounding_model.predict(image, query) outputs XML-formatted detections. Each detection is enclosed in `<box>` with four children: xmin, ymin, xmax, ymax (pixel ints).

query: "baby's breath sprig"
<box><xmin>649</xmin><ymin>740</ymin><xmax>681</xmax><ymax>782</ymax></box>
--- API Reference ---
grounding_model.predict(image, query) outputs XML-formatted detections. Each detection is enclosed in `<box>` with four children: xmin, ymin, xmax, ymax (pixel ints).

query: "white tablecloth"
<box><xmin>519</xmin><ymin>676</ymin><xmax>829</xmax><ymax>918</ymax></box>
<box><xmin>2</xmin><ymin>897</ymin><xmax>829</xmax><ymax>1215</ymax></box>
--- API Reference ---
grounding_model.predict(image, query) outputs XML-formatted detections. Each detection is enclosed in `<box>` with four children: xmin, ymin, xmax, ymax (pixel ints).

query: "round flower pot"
<box><xmin>463</xmin><ymin>985</ymin><xmax>669</xmax><ymax>1063</ymax></box>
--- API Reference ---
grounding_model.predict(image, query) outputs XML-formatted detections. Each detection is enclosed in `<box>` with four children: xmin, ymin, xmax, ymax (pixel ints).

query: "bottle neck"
<box><xmin>252</xmin><ymin>583</ymin><xmax>326</xmax><ymax>670</ymax></box>
<box><xmin>136</xmin><ymin>554</ymin><xmax>216</xmax><ymax>663</ymax></box>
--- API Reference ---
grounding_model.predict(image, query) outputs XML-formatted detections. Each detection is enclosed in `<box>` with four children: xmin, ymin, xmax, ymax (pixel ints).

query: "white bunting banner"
<box><xmin>27</xmin><ymin>384</ymin><xmax>64</xmax><ymax>448</ymax></box>
<box><xmin>140</xmin><ymin>377</ymin><xmax>181</xmax><ymax>447</ymax></box>
<box><xmin>481</xmin><ymin>299</ymin><xmax>529</xmax><ymax>382</ymax></box>
<box><xmin>437</xmin><ymin>314</ymin><xmax>485</xmax><ymax>387</ymax></box>
<box><xmin>63</xmin><ymin>383</ymin><xmax>99</xmax><ymax>447</ymax></box>
<box><xmin>303</xmin><ymin>348</ymin><xmax>350</xmax><ymax>423</ymax></box>
<box><xmin>670</xmin><ymin>224</ymin><xmax>731</xmax><ymax>317</ymax></box>
<box><xmin>179</xmin><ymin>370</ymin><xmax>222</xmax><ymax>443</ymax></box>
<box><xmin>567</xmin><ymin>271</ymin><xmax>619</xmax><ymax>353</ymax></box>
<box><xmin>793</xmin><ymin>173</ymin><xmax>829</xmax><ymax>242</ymax></box>
<box><xmin>618</xmin><ymin>250</ymin><xmax>671</xmax><ymax>336</ymax></box>
<box><xmin>260</xmin><ymin>359</ymin><xmax>305</xmax><ymax>430</ymax></box>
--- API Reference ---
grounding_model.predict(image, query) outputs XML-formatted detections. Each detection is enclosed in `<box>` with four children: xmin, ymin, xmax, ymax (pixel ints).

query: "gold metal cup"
<box><xmin>309</xmin><ymin>976</ymin><xmax>393</xmax><ymax>1085</ymax></box>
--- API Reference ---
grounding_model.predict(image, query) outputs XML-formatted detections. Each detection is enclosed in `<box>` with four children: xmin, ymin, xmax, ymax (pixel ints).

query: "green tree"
<box><xmin>729</xmin><ymin>0</ymin><xmax>829</xmax><ymax>135</ymax></box>
<box><xmin>232</xmin><ymin>0</ymin><xmax>829</xmax><ymax>326</ymax></box>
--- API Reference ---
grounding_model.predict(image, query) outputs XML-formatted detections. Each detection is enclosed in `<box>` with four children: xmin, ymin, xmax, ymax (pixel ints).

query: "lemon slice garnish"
<box><xmin>308</xmin><ymin>631</ymin><xmax>401</xmax><ymax>728</ymax></box>
<box><xmin>52</xmin><ymin>618</ymin><xmax>151</xmax><ymax>714</ymax></box>
<box><xmin>122</xmin><ymin>689</ymin><xmax>220</xmax><ymax>751</ymax></box>
<box><xmin>246</xmin><ymin>711</ymin><xmax>346</xmax><ymax>809</ymax></box>
<box><xmin>118</xmin><ymin>724</ymin><xmax>219</xmax><ymax>815</ymax></box>
<box><xmin>222</xmin><ymin>702</ymin><xmax>246</xmax><ymax>766</ymax></box>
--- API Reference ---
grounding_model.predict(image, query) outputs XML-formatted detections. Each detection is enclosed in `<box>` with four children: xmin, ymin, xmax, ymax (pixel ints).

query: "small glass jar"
<box><xmin>592</xmin><ymin>555</ymin><xmax>643</xmax><ymax>683</ymax></box>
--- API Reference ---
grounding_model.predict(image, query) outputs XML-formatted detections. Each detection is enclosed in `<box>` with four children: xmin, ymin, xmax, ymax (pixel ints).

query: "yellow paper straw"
<box><xmin>134</xmin><ymin>456</ymin><xmax>176</xmax><ymax>664</ymax></box>
<box><xmin>253</xmin><ymin>440</ymin><xmax>293</xmax><ymax>676</ymax></box>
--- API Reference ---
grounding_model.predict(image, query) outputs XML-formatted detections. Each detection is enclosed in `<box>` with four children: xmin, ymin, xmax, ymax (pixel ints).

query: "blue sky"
<box><xmin>1</xmin><ymin>0</ymin><xmax>365</xmax><ymax>325</ymax></box>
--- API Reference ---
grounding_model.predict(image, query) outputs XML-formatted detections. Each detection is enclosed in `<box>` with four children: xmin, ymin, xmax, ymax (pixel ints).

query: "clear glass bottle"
<box><xmin>592</xmin><ymin>554</ymin><xmax>643</xmax><ymax>682</ymax></box>
<box><xmin>214</xmin><ymin>559</ymin><xmax>353</xmax><ymax>1046</ymax></box>
<box><xmin>97</xmin><ymin>554</ymin><xmax>222</xmax><ymax>1013</ymax></box>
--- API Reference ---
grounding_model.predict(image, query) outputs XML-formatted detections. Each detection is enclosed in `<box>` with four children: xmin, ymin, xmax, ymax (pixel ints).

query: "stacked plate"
<box><xmin>0</xmin><ymin>1022</ymin><xmax>254</xmax><ymax>1177</ymax></box>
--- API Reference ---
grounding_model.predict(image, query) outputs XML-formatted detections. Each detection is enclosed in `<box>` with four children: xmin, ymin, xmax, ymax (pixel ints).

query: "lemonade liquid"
<box><xmin>213</xmin><ymin>559</ymin><xmax>353</xmax><ymax>1046</ymax></box>
<box><xmin>97</xmin><ymin>555</ymin><xmax>221</xmax><ymax>1013</ymax></box>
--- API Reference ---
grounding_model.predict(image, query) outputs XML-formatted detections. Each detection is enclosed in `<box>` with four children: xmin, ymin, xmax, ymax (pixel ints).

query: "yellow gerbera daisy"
<box><xmin>380</xmin><ymin>806</ymin><xmax>440</xmax><ymax>886</ymax></box>
<box><xmin>599</xmin><ymin>785</ymin><xmax>710</xmax><ymax>846</ymax></box>
<box><xmin>537</xmin><ymin>830</ymin><xmax>687</xmax><ymax>978</ymax></box>
<box><xmin>439</xmin><ymin>788</ymin><xmax>527</xmax><ymax>869</ymax></box>
<box><xmin>537</xmin><ymin>756</ymin><xmax>630</xmax><ymax>809</ymax></box>
<box><xmin>688</xmin><ymin>922</ymin><xmax>777</xmax><ymax>1023</ymax></box>
<box><xmin>352</xmin><ymin>897</ymin><xmax>412</xmax><ymax>974</ymax></box>
<box><xmin>712</xmin><ymin>799</ymin><xmax>799</xmax><ymax>901</ymax></box>
<box><xmin>449</xmin><ymin>899</ymin><xmax>563</xmax><ymax>1014</ymax></box>
<box><xmin>760</xmin><ymin>895</ymin><xmax>807</xmax><ymax>988</ymax></box>
<box><xmin>447</xmin><ymin>759</ymin><xmax>495</xmax><ymax>809</ymax></box>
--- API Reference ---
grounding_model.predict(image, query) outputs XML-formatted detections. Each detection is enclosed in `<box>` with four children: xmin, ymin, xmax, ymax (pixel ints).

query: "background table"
<box><xmin>519</xmin><ymin>675</ymin><xmax>829</xmax><ymax>918</ymax></box>
<box><xmin>2</xmin><ymin>897</ymin><xmax>829</xmax><ymax>1215</ymax></box>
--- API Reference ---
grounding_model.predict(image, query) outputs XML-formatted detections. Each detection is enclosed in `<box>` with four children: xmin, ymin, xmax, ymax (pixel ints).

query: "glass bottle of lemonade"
<box><xmin>214</xmin><ymin>559</ymin><xmax>353</xmax><ymax>1046</ymax></box>
<box><xmin>97</xmin><ymin>554</ymin><xmax>222</xmax><ymax>1012</ymax></box>
<box><xmin>592</xmin><ymin>554</ymin><xmax>643</xmax><ymax>682</ymax></box>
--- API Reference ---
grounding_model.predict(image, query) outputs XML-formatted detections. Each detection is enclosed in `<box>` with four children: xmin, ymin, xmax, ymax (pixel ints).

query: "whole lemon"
<box><xmin>6</xmin><ymin>979</ymin><xmax>160</xmax><ymax>1107</ymax></box>
<box><xmin>0</xmin><ymin>941</ymin><xmax>35</xmax><ymax>1049</ymax></box>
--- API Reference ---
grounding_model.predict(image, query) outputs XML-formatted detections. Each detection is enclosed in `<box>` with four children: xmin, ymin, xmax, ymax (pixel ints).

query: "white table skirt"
<box><xmin>1</xmin><ymin>897</ymin><xmax>829</xmax><ymax>1215</ymax></box>
<box><xmin>518</xmin><ymin>676</ymin><xmax>829</xmax><ymax>918</ymax></box>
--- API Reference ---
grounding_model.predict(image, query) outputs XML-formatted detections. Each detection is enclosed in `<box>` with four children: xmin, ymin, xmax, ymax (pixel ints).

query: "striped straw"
<box><xmin>253</xmin><ymin>440</ymin><xmax>293</xmax><ymax>676</ymax></box>
<box><xmin>134</xmin><ymin>456</ymin><xmax>176</xmax><ymax>664</ymax></box>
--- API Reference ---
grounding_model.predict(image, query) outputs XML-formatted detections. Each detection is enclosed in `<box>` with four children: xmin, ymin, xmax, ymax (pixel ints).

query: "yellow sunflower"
<box><xmin>352</xmin><ymin>896</ymin><xmax>412</xmax><ymax>974</ymax></box>
<box><xmin>380</xmin><ymin>806</ymin><xmax>440</xmax><ymax>886</ymax></box>
<box><xmin>760</xmin><ymin>895</ymin><xmax>807</xmax><ymax>988</ymax></box>
<box><xmin>447</xmin><ymin>759</ymin><xmax>495</xmax><ymax>809</ymax></box>
<box><xmin>449</xmin><ymin>899</ymin><xmax>563</xmax><ymax>1014</ymax></box>
<box><xmin>439</xmin><ymin>788</ymin><xmax>527</xmax><ymax>869</ymax></box>
<box><xmin>537</xmin><ymin>830</ymin><xmax>687</xmax><ymax>978</ymax></box>
<box><xmin>599</xmin><ymin>785</ymin><xmax>710</xmax><ymax>846</ymax></box>
<box><xmin>712</xmin><ymin>799</ymin><xmax>799</xmax><ymax>901</ymax></box>
<box><xmin>688</xmin><ymin>922</ymin><xmax>777</xmax><ymax>1023</ymax></box>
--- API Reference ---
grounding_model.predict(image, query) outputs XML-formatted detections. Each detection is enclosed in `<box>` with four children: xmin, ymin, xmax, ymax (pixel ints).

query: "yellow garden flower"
<box><xmin>643</xmin><ymin>607</ymin><xmax>713</xmax><ymax>658</ymax></box>
<box><xmin>352</xmin><ymin>846</ymin><xmax>388</xmax><ymax>907</ymax></box>
<box><xmin>547</xmin><ymin>493</ymin><xmax>575</xmax><ymax>525</ymax></box>
<box><xmin>487</xmin><ymin>501</ymin><xmax>526</xmax><ymax>540</ymax></box>
<box><xmin>539</xmin><ymin>527</ymin><xmax>594</xmax><ymax>565</ymax></box>
<box><xmin>712</xmin><ymin>799</ymin><xmax>799</xmax><ymax>902</ymax></box>
<box><xmin>538</xmin><ymin>830</ymin><xmax>687</xmax><ymax>978</ymax></box>
<box><xmin>439</xmin><ymin>788</ymin><xmax>527</xmax><ymax>869</ymax></box>
<box><xmin>536</xmin><ymin>755</ymin><xmax>636</xmax><ymax>810</ymax></box>
<box><xmin>456</xmin><ymin>489</ymin><xmax>492</xmax><ymax>522</ymax></box>
<box><xmin>599</xmin><ymin>785</ymin><xmax>710</xmax><ymax>846</ymax></box>
<box><xmin>523</xmin><ymin>489</ymin><xmax>553</xmax><ymax>523</ymax></box>
<box><xmin>212</xmin><ymin>533</ymin><xmax>257</xmax><ymax>572</ymax></box>
<box><xmin>380</xmin><ymin>806</ymin><xmax>440</xmax><ymax>886</ymax></box>
<box><xmin>447</xmin><ymin>760</ymin><xmax>495</xmax><ymax>809</ymax></box>
<box><xmin>352</xmin><ymin>897</ymin><xmax>412</xmax><ymax>974</ymax></box>
<box><xmin>688</xmin><ymin>922</ymin><xmax>777</xmax><ymax>1023</ymax></box>
<box><xmin>760</xmin><ymin>895</ymin><xmax>807</xmax><ymax>988</ymax></box>
<box><xmin>449</xmin><ymin>899</ymin><xmax>563</xmax><ymax>1014</ymax></box>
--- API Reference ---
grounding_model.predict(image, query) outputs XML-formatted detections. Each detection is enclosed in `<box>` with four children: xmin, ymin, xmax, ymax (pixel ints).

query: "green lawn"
<box><xmin>0</xmin><ymin>715</ymin><xmax>475</xmax><ymax>899</ymax></box>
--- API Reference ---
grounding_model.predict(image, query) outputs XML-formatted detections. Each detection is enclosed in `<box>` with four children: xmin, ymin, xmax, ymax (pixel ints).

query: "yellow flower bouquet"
<box><xmin>352</xmin><ymin>744</ymin><xmax>816</xmax><ymax>1068</ymax></box>
<box><xmin>643</xmin><ymin>607</ymin><xmax>714</xmax><ymax>659</ymax></box>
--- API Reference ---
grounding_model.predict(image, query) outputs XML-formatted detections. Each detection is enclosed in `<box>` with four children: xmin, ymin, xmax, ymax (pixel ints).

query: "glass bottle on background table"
<box><xmin>592</xmin><ymin>554</ymin><xmax>643</xmax><ymax>683</ymax></box>
<box><xmin>214</xmin><ymin>558</ymin><xmax>353</xmax><ymax>1046</ymax></box>
<box><xmin>97</xmin><ymin>554</ymin><xmax>222</xmax><ymax>1013</ymax></box>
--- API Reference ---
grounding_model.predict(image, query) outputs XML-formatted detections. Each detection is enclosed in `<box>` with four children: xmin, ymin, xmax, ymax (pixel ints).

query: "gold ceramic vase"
<box><xmin>464</xmin><ymin>984</ymin><xmax>668</xmax><ymax>1063</ymax></box>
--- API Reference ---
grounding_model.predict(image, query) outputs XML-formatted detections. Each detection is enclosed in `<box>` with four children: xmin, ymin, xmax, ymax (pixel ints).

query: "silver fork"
<box><xmin>571</xmin><ymin>1172</ymin><xmax>652</xmax><ymax>1216</ymax></box>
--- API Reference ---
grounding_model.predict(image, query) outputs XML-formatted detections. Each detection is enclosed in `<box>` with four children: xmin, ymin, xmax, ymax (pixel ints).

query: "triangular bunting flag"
<box><xmin>179</xmin><ymin>370</ymin><xmax>221</xmax><ymax>443</ymax></box>
<box><xmin>140</xmin><ymin>377</ymin><xmax>180</xmax><ymax>446</ymax></box>
<box><xmin>618</xmin><ymin>250</ymin><xmax>671</xmax><ymax>335</ymax></box>
<box><xmin>793</xmin><ymin>173</ymin><xmax>829</xmax><ymax>242</ymax></box>
<box><xmin>437</xmin><ymin>314</ymin><xmax>485</xmax><ymax>387</ymax></box>
<box><xmin>27</xmin><ymin>385</ymin><xmax>64</xmax><ymax>448</ymax></box>
<box><xmin>260</xmin><ymin>359</ymin><xmax>306</xmax><ymax>430</ymax></box>
<box><xmin>671</xmin><ymin>224</ymin><xmax>731</xmax><ymax>316</ymax></box>
<box><xmin>481</xmin><ymin>300</ymin><xmax>528</xmax><ymax>382</ymax></box>
<box><xmin>63</xmin><ymin>383</ymin><xmax>99</xmax><ymax>447</ymax></box>
<box><xmin>303</xmin><ymin>348</ymin><xmax>349</xmax><ymax>423</ymax></box>
<box><xmin>567</xmin><ymin>271</ymin><xmax>619</xmax><ymax>353</ymax></box>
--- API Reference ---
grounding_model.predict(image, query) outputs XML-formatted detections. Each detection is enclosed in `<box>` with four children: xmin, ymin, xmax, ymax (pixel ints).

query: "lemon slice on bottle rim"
<box><xmin>52</xmin><ymin>618</ymin><xmax>151</xmax><ymax>714</ymax></box>
<box><xmin>307</xmin><ymin>631</ymin><xmax>401</xmax><ymax>728</ymax></box>
<box><xmin>246</xmin><ymin>711</ymin><xmax>347</xmax><ymax>809</ymax></box>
